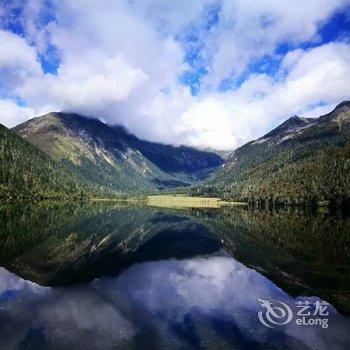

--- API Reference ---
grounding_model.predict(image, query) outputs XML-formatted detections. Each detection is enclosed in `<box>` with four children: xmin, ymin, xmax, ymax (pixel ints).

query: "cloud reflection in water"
<box><xmin>0</xmin><ymin>256</ymin><xmax>349</xmax><ymax>350</ymax></box>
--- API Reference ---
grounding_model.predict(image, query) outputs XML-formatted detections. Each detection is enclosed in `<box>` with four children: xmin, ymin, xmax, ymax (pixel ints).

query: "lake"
<box><xmin>0</xmin><ymin>202</ymin><xmax>349</xmax><ymax>349</ymax></box>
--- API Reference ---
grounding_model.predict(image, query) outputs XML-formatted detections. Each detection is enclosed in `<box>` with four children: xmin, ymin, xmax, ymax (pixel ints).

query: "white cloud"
<box><xmin>2</xmin><ymin>258</ymin><xmax>348</xmax><ymax>349</ymax></box>
<box><xmin>0</xmin><ymin>99</ymin><xmax>35</xmax><ymax>128</ymax></box>
<box><xmin>13</xmin><ymin>0</ymin><xmax>189</xmax><ymax>132</ymax></box>
<box><xmin>0</xmin><ymin>29</ymin><xmax>41</xmax><ymax>90</ymax></box>
<box><xmin>19</xmin><ymin>53</ymin><xmax>149</xmax><ymax>113</ymax></box>
<box><xmin>0</xmin><ymin>0</ymin><xmax>349</xmax><ymax>148</ymax></box>
<box><xmin>201</xmin><ymin>0</ymin><xmax>350</xmax><ymax>89</ymax></box>
<box><xmin>0</xmin><ymin>267</ymin><xmax>45</xmax><ymax>295</ymax></box>
<box><xmin>177</xmin><ymin>42</ymin><xmax>350</xmax><ymax>149</ymax></box>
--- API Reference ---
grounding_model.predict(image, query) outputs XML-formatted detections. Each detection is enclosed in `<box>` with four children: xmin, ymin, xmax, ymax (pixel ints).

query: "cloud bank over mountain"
<box><xmin>1</xmin><ymin>0</ymin><xmax>350</xmax><ymax>149</ymax></box>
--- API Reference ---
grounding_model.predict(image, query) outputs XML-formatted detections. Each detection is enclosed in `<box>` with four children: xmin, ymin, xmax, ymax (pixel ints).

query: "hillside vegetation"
<box><xmin>194</xmin><ymin>102</ymin><xmax>350</xmax><ymax>207</ymax></box>
<box><xmin>0</xmin><ymin>124</ymin><xmax>116</xmax><ymax>200</ymax></box>
<box><xmin>1</xmin><ymin>123</ymin><xmax>83</xmax><ymax>199</ymax></box>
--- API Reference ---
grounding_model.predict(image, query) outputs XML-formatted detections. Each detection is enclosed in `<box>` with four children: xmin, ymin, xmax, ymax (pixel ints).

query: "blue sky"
<box><xmin>1</xmin><ymin>0</ymin><xmax>350</xmax><ymax>149</ymax></box>
<box><xmin>182</xmin><ymin>4</ymin><xmax>350</xmax><ymax>95</ymax></box>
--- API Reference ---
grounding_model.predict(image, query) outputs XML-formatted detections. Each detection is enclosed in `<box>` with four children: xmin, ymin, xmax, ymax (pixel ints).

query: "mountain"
<box><xmin>13</xmin><ymin>112</ymin><xmax>222</xmax><ymax>192</ymax></box>
<box><xmin>195</xmin><ymin>101</ymin><xmax>350</xmax><ymax>206</ymax></box>
<box><xmin>0</xmin><ymin>203</ymin><xmax>221</xmax><ymax>286</ymax></box>
<box><xmin>0</xmin><ymin>123</ymin><xmax>104</xmax><ymax>199</ymax></box>
<box><xmin>199</xmin><ymin>147</ymin><xmax>234</xmax><ymax>159</ymax></box>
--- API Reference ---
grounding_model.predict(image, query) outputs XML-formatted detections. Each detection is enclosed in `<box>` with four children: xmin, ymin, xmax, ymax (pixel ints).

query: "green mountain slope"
<box><xmin>0</xmin><ymin>123</ymin><xmax>102</xmax><ymax>199</ymax></box>
<box><xmin>13</xmin><ymin>112</ymin><xmax>222</xmax><ymax>191</ymax></box>
<box><xmin>195</xmin><ymin>101</ymin><xmax>350</xmax><ymax>206</ymax></box>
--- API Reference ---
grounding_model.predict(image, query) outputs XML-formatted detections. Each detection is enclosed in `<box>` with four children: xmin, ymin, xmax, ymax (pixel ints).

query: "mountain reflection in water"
<box><xmin>0</xmin><ymin>202</ymin><xmax>349</xmax><ymax>350</ymax></box>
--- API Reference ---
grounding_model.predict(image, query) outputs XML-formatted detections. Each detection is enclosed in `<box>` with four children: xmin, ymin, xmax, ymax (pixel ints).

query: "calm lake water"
<box><xmin>0</xmin><ymin>202</ymin><xmax>349</xmax><ymax>349</ymax></box>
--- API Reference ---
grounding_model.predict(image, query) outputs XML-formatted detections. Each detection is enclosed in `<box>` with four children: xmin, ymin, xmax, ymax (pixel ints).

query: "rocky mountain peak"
<box><xmin>12</xmin><ymin>112</ymin><xmax>223</xmax><ymax>191</ymax></box>
<box><xmin>263</xmin><ymin>115</ymin><xmax>314</xmax><ymax>139</ymax></box>
<box><xmin>334</xmin><ymin>101</ymin><xmax>350</xmax><ymax>111</ymax></box>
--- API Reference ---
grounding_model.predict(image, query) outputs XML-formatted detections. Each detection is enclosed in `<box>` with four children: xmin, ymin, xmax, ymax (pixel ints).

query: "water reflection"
<box><xmin>1</xmin><ymin>258</ymin><xmax>349</xmax><ymax>350</ymax></box>
<box><xmin>0</xmin><ymin>202</ymin><xmax>349</xmax><ymax>349</ymax></box>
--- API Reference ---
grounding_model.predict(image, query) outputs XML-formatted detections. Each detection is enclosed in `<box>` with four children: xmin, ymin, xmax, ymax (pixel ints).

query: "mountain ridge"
<box><xmin>3</xmin><ymin>101</ymin><xmax>350</xmax><ymax>204</ymax></box>
<box><xmin>13</xmin><ymin>112</ymin><xmax>223</xmax><ymax>192</ymax></box>
<box><xmin>194</xmin><ymin>101</ymin><xmax>350</xmax><ymax>206</ymax></box>
<box><xmin>262</xmin><ymin>115</ymin><xmax>315</xmax><ymax>139</ymax></box>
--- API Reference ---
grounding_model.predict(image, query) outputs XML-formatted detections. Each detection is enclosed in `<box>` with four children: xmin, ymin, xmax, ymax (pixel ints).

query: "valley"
<box><xmin>1</xmin><ymin>102</ymin><xmax>350</xmax><ymax>208</ymax></box>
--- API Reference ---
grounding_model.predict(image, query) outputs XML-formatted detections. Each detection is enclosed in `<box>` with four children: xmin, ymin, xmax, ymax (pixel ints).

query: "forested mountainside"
<box><xmin>4</xmin><ymin>102</ymin><xmax>350</xmax><ymax>204</ymax></box>
<box><xmin>13</xmin><ymin>113</ymin><xmax>222</xmax><ymax>191</ymax></box>
<box><xmin>0</xmin><ymin>123</ymin><xmax>111</xmax><ymax>199</ymax></box>
<box><xmin>194</xmin><ymin>101</ymin><xmax>350</xmax><ymax>206</ymax></box>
